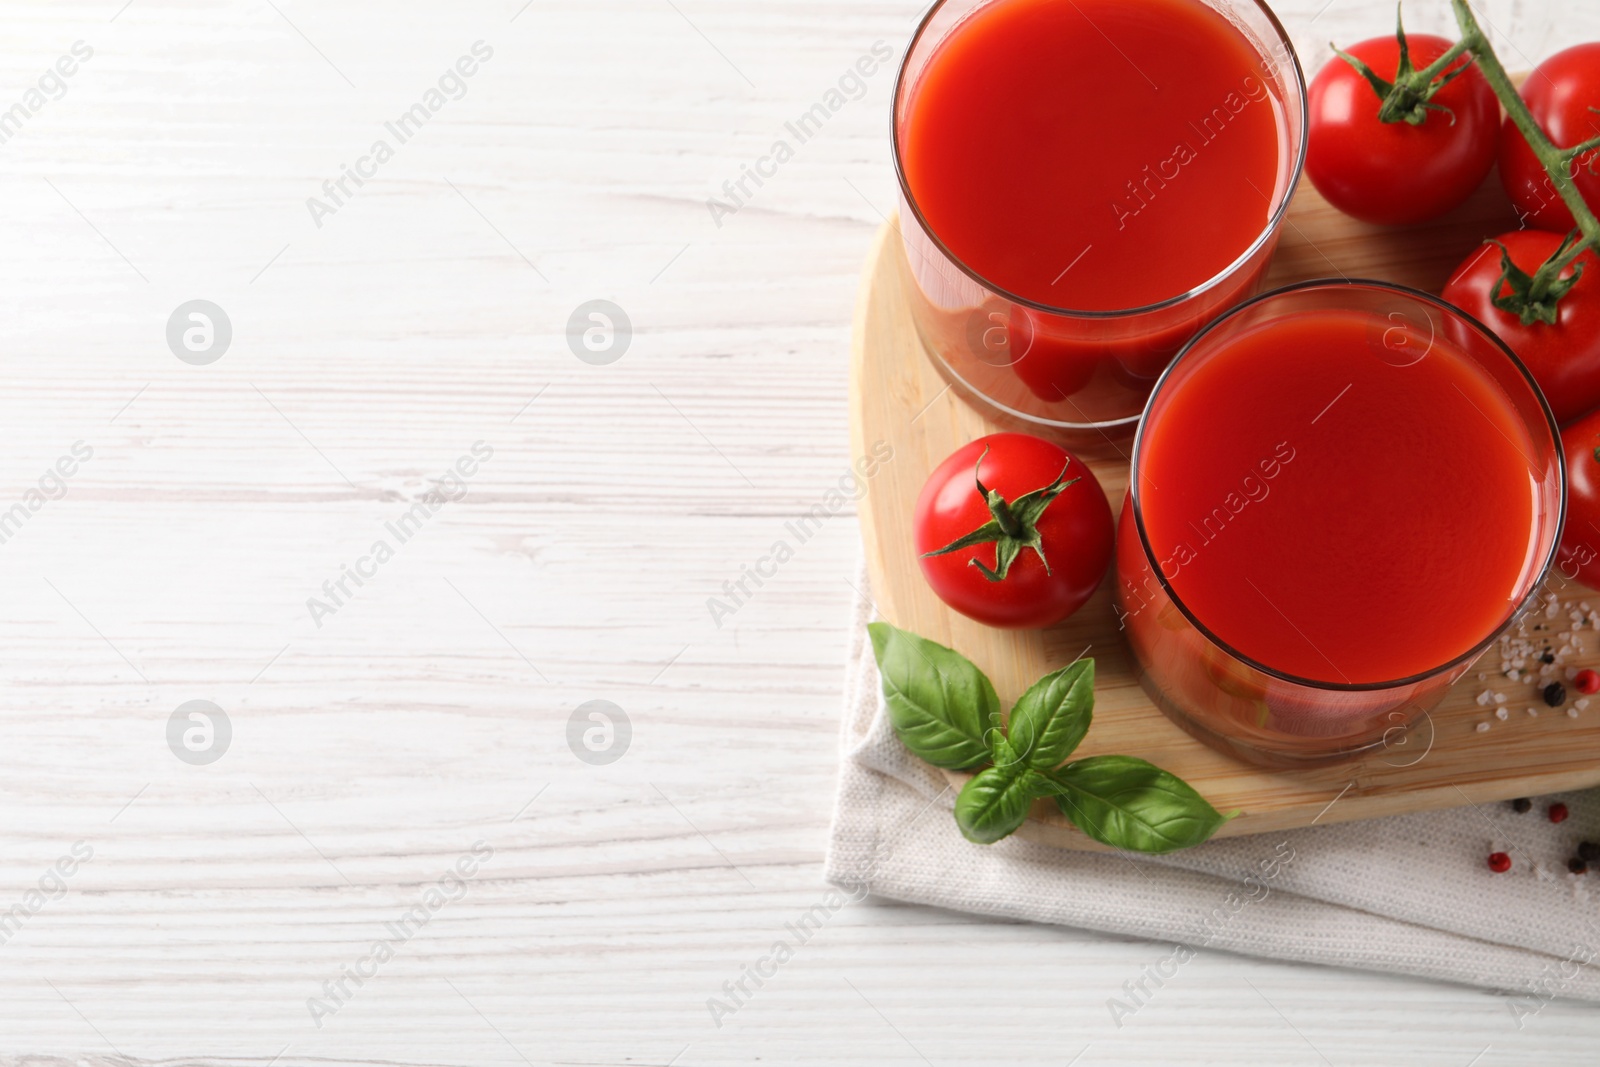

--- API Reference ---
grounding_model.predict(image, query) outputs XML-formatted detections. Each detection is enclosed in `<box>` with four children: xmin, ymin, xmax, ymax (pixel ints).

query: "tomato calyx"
<box><xmin>1333</xmin><ymin>8</ymin><xmax>1474</xmax><ymax>127</ymax></box>
<box><xmin>920</xmin><ymin>446</ymin><xmax>1080</xmax><ymax>583</ymax></box>
<box><xmin>1487</xmin><ymin>230</ymin><xmax>1588</xmax><ymax>327</ymax></box>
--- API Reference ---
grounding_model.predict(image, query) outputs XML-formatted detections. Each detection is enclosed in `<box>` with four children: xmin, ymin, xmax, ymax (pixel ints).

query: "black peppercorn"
<box><xmin>1542</xmin><ymin>651</ymin><xmax>1555</xmax><ymax>664</ymax></box>
<box><xmin>1581</xmin><ymin>841</ymin><xmax>1600</xmax><ymax>862</ymax></box>
<box><xmin>1571</xmin><ymin>857</ymin><xmax>1589</xmax><ymax>875</ymax></box>
<box><xmin>1544</xmin><ymin>682</ymin><xmax>1566</xmax><ymax>707</ymax></box>
<box><xmin>1512</xmin><ymin>797</ymin><xmax>1533</xmax><ymax>813</ymax></box>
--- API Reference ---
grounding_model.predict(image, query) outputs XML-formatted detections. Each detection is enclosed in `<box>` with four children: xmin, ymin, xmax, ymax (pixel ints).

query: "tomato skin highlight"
<box><xmin>913</xmin><ymin>433</ymin><xmax>1113</xmax><ymax>629</ymax></box>
<box><xmin>1499</xmin><ymin>43</ymin><xmax>1600</xmax><ymax>233</ymax></box>
<box><xmin>1441</xmin><ymin>230</ymin><xmax>1600</xmax><ymax>426</ymax></box>
<box><xmin>1305</xmin><ymin>34</ymin><xmax>1500</xmax><ymax>226</ymax></box>
<box><xmin>1558</xmin><ymin>408</ymin><xmax>1600</xmax><ymax>591</ymax></box>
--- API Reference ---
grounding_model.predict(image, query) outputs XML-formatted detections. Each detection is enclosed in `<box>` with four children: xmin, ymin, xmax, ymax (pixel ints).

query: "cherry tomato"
<box><xmin>1557</xmin><ymin>407</ymin><xmax>1600</xmax><ymax>590</ymax></box>
<box><xmin>914</xmin><ymin>433</ymin><xmax>1113</xmax><ymax>629</ymax></box>
<box><xmin>1305</xmin><ymin>34</ymin><xmax>1499</xmax><ymax>225</ymax></box>
<box><xmin>1499</xmin><ymin>43</ymin><xmax>1600</xmax><ymax>233</ymax></box>
<box><xmin>1441</xmin><ymin>230</ymin><xmax>1600</xmax><ymax>426</ymax></box>
<box><xmin>1002</xmin><ymin>306</ymin><xmax>1097</xmax><ymax>404</ymax></box>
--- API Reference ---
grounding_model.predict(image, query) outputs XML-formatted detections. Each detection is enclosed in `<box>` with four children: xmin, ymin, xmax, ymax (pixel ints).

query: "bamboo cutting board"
<box><xmin>850</xmin><ymin>168</ymin><xmax>1600</xmax><ymax>849</ymax></box>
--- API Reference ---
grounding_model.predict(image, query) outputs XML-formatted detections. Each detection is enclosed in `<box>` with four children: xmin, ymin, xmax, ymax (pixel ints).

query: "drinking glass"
<box><xmin>892</xmin><ymin>0</ymin><xmax>1308</xmax><ymax>437</ymax></box>
<box><xmin>1117</xmin><ymin>280</ymin><xmax>1566</xmax><ymax>766</ymax></box>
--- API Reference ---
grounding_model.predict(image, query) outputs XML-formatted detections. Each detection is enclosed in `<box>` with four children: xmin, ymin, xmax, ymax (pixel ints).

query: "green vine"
<box><xmin>1344</xmin><ymin>3</ymin><xmax>1600</xmax><ymax>318</ymax></box>
<box><xmin>1445</xmin><ymin>0</ymin><xmax>1600</xmax><ymax>281</ymax></box>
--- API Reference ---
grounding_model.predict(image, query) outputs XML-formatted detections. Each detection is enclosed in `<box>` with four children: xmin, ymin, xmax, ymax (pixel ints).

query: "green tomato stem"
<box><xmin>1410</xmin><ymin>36</ymin><xmax>1474</xmax><ymax>84</ymax></box>
<box><xmin>1339</xmin><ymin>7</ymin><xmax>1477</xmax><ymax>126</ymax></box>
<box><xmin>920</xmin><ymin>448</ymin><xmax>1080</xmax><ymax>584</ymax></box>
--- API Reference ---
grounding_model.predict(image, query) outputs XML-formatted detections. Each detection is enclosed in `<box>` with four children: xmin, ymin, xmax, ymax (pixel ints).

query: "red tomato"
<box><xmin>1441</xmin><ymin>230</ymin><xmax>1600</xmax><ymax>426</ymax></box>
<box><xmin>1499</xmin><ymin>43</ymin><xmax>1600</xmax><ymax>233</ymax></box>
<box><xmin>1003</xmin><ymin>306</ymin><xmax>1097</xmax><ymax>404</ymax></box>
<box><xmin>914</xmin><ymin>433</ymin><xmax>1113</xmax><ymax>629</ymax></box>
<box><xmin>1305</xmin><ymin>34</ymin><xmax>1500</xmax><ymax>225</ymax></box>
<box><xmin>1557</xmin><ymin>407</ymin><xmax>1600</xmax><ymax>590</ymax></box>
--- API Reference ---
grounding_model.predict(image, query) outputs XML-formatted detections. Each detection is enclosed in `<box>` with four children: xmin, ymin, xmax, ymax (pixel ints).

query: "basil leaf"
<box><xmin>1005</xmin><ymin>658</ymin><xmax>1094</xmax><ymax>770</ymax></box>
<box><xmin>989</xmin><ymin>733</ymin><xmax>1027</xmax><ymax>773</ymax></box>
<box><xmin>1042</xmin><ymin>755</ymin><xmax>1232</xmax><ymax>854</ymax></box>
<box><xmin>954</xmin><ymin>765</ymin><xmax>1040</xmax><ymax>844</ymax></box>
<box><xmin>868</xmin><ymin>622</ymin><xmax>1000</xmax><ymax>771</ymax></box>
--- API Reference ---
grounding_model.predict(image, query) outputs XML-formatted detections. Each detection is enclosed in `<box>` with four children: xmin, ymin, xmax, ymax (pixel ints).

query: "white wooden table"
<box><xmin>2</xmin><ymin>0</ymin><xmax>1597</xmax><ymax>1062</ymax></box>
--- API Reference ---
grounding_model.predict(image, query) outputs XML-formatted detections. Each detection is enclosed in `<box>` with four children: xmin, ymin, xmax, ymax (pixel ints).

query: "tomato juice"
<box><xmin>1137</xmin><ymin>309</ymin><xmax>1540</xmax><ymax>683</ymax></box>
<box><xmin>902</xmin><ymin>0</ymin><xmax>1285</xmax><ymax>311</ymax></box>
<box><xmin>1117</xmin><ymin>284</ymin><xmax>1564</xmax><ymax>764</ymax></box>
<box><xmin>893</xmin><ymin>0</ymin><xmax>1305</xmax><ymax>429</ymax></box>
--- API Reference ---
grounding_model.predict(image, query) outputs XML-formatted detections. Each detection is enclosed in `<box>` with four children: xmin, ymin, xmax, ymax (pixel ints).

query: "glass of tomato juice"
<box><xmin>892</xmin><ymin>0</ymin><xmax>1307</xmax><ymax>436</ymax></box>
<box><xmin>1118</xmin><ymin>281</ymin><xmax>1565</xmax><ymax>766</ymax></box>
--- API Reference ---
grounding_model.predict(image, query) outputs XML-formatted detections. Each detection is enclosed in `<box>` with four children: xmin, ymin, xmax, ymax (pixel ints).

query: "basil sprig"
<box><xmin>868</xmin><ymin>622</ymin><xmax>1233</xmax><ymax>853</ymax></box>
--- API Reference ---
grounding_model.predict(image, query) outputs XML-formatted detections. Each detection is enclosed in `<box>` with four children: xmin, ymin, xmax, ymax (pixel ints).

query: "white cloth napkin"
<box><xmin>825</xmin><ymin>572</ymin><xmax>1600</xmax><ymax>1012</ymax></box>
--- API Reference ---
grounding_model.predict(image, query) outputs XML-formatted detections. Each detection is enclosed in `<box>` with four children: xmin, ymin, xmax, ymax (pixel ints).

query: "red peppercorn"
<box><xmin>1578</xmin><ymin>669</ymin><xmax>1600</xmax><ymax>695</ymax></box>
<box><xmin>1488</xmin><ymin>851</ymin><xmax>1512</xmax><ymax>872</ymax></box>
<box><xmin>1549</xmin><ymin>802</ymin><xmax>1570</xmax><ymax>824</ymax></box>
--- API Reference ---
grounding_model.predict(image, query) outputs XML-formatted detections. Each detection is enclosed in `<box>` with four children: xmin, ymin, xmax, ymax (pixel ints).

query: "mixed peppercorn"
<box><xmin>1486</xmin><ymin>797</ymin><xmax>1594</xmax><ymax>875</ymax></box>
<box><xmin>1476</xmin><ymin>602</ymin><xmax>1600</xmax><ymax>728</ymax></box>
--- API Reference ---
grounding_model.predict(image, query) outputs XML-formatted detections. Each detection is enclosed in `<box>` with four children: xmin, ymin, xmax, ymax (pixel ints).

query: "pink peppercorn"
<box><xmin>1488</xmin><ymin>852</ymin><xmax>1512</xmax><ymax>873</ymax></box>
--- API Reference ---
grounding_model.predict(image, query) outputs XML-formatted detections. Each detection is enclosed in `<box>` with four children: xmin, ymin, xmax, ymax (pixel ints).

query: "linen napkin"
<box><xmin>825</xmin><ymin>571</ymin><xmax>1600</xmax><ymax>1012</ymax></box>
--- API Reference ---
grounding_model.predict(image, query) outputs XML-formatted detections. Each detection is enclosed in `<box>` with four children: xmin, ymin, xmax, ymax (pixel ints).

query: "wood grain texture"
<box><xmin>0</xmin><ymin>0</ymin><xmax>1597</xmax><ymax>1063</ymax></box>
<box><xmin>852</xmin><ymin>163</ymin><xmax>1600</xmax><ymax>849</ymax></box>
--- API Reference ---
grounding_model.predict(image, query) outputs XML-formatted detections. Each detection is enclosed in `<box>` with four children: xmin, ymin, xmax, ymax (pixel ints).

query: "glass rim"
<box><xmin>889</xmin><ymin>0</ymin><xmax>1310</xmax><ymax>321</ymax></box>
<box><xmin>1126</xmin><ymin>277</ymin><xmax>1569</xmax><ymax>693</ymax></box>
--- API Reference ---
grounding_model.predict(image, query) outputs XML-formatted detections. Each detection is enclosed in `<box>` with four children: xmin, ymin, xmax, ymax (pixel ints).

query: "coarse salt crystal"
<box><xmin>1477</xmin><ymin>721</ymin><xmax>1491</xmax><ymax>732</ymax></box>
<box><xmin>1580</xmin><ymin>699</ymin><xmax>1592</xmax><ymax>710</ymax></box>
<box><xmin>1496</xmin><ymin>707</ymin><xmax>1509</xmax><ymax>721</ymax></box>
<box><xmin>1569</xmin><ymin>708</ymin><xmax>1580</xmax><ymax>719</ymax></box>
<box><xmin>1495</xmin><ymin>693</ymin><xmax>1508</xmax><ymax>703</ymax></box>
<box><xmin>1477</xmin><ymin>691</ymin><xmax>1493</xmax><ymax>706</ymax></box>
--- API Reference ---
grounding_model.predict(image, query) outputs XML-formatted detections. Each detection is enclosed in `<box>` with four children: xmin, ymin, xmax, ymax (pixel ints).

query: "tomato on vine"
<box><xmin>1306</xmin><ymin>18</ymin><xmax>1499</xmax><ymax>225</ymax></box>
<box><xmin>914</xmin><ymin>433</ymin><xmax>1113</xmax><ymax>629</ymax></box>
<box><xmin>1442</xmin><ymin>230</ymin><xmax>1600</xmax><ymax>425</ymax></box>
<box><xmin>1557</xmin><ymin>407</ymin><xmax>1600</xmax><ymax>591</ymax></box>
<box><xmin>1499</xmin><ymin>43</ymin><xmax>1600</xmax><ymax>233</ymax></box>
